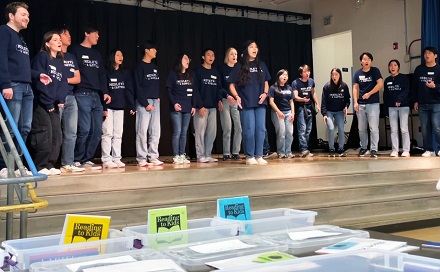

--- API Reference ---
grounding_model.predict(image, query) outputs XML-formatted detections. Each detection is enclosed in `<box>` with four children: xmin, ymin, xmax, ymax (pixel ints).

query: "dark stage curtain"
<box><xmin>422</xmin><ymin>0</ymin><xmax>440</xmax><ymax>60</ymax></box>
<box><xmin>1</xmin><ymin>0</ymin><xmax>313</xmax><ymax>157</ymax></box>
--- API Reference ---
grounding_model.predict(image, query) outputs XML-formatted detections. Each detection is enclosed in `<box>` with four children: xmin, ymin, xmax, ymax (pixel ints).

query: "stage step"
<box><xmin>1</xmin><ymin>156</ymin><xmax>440</xmax><ymax>239</ymax></box>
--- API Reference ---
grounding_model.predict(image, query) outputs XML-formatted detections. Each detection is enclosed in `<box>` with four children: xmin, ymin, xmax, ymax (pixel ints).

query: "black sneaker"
<box><xmin>263</xmin><ymin>152</ymin><xmax>277</xmax><ymax>159</ymax></box>
<box><xmin>358</xmin><ymin>149</ymin><xmax>369</xmax><ymax>157</ymax></box>
<box><xmin>328</xmin><ymin>150</ymin><xmax>336</xmax><ymax>157</ymax></box>
<box><xmin>223</xmin><ymin>155</ymin><xmax>231</xmax><ymax>161</ymax></box>
<box><xmin>232</xmin><ymin>154</ymin><xmax>241</xmax><ymax>160</ymax></box>
<box><xmin>338</xmin><ymin>150</ymin><xmax>347</xmax><ymax>157</ymax></box>
<box><xmin>370</xmin><ymin>150</ymin><xmax>378</xmax><ymax>158</ymax></box>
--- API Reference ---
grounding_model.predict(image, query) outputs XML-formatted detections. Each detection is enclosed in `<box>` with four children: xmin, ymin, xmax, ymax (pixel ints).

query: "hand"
<box><xmin>174</xmin><ymin>103</ymin><xmax>182</xmax><ymax>111</ymax></box>
<box><xmin>414</xmin><ymin>102</ymin><xmax>419</xmax><ymax>111</ymax></box>
<box><xmin>103</xmin><ymin>111</ymin><xmax>108</xmax><ymax>117</ymax></box>
<box><xmin>2</xmin><ymin>88</ymin><xmax>13</xmax><ymax>99</ymax></box>
<box><xmin>218</xmin><ymin>101</ymin><xmax>224</xmax><ymax>111</ymax></box>
<box><xmin>315</xmin><ymin>104</ymin><xmax>320</xmax><ymax>113</ymax></box>
<box><xmin>343</xmin><ymin>107</ymin><xmax>348</xmax><ymax>116</ymax></box>
<box><xmin>227</xmin><ymin>95</ymin><xmax>236</xmax><ymax>105</ymax></box>
<box><xmin>289</xmin><ymin>114</ymin><xmax>295</xmax><ymax>122</ymax></box>
<box><xmin>354</xmin><ymin>102</ymin><xmax>359</xmax><ymax>112</ymax></box>
<box><xmin>58</xmin><ymin>103</ymin><xmax>64</xmax><ymax>108</ymax></box>
<box><xmin>146</xmin><ymin>104</ymin><xmax>154</xmax><ymax>111</ymax></box>
<box><xmin>236</xmin><ymin>96</ymin><xmax>242</xmax><ymax>109</ymax></box>
<box><xmin>304</xmin><ymin>97</ymin><xmax>310</xmax><ymax>103</ymax></box>
<box><xmin>362</xmin><ymin>92</ymin><xmax>371</xmax><ymax>100</ymax></box>
<box><xmin>323</xmin><ymin>116</ymin><xmax>328</xmax><ymax>124</ymax></box>
<box><xmin>258</xmin><ymin>93</ymin><xmax>268</xmax><ymax>104</ymax></box>
<box><xmin>277</xmin><ymin>111</ymin><xmax>284</xmax><ymax>119</ymax></box>
<box><xmin>191</xmin><ymin>107</ymin><xmax>196</xmax><ymax>116</ymax></box>
<box><xmin>103</xmin><ymin>94</ymin><xmax>111</xmax><ymax>104</ymax></box>
<box><xmin>39</xmin><ymin>73</ymin><xmax>52</xmax><ymax>85</ymax></box>
<box><xmin>199</xmin><ymin>107</ymin><xmax>207</xmax><ymax>117</ymax></box>
<box><xmin>426</xmin><ymin>80</ymin><xmax>436</xmax><ymax>88</ymax></box>
<box><xmin>48</xmin><ymin>108</ymin><xmax>55</xmax><ymax>113</ymax></box>
<box><xmin>395</xmin><ymin>102</ymin><xmax>401</xmax><ymax>107</ymax></box>
<box><xmin>130</xmin><ymin>110</ymin><xmax>136</xmax><ymax>115</ymax></box>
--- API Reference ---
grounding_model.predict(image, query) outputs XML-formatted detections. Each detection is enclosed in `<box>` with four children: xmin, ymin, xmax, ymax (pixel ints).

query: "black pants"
<box><xmin>27</xmin><ymin>104</ymin><xmax>62</xmax><ymax>171</ymax></box>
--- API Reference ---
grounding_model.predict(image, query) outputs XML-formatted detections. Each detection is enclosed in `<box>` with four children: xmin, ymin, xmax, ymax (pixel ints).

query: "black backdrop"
<box><xmin>0</xmin><ymin>0</ymin><xmax>315</xmax><ymax>157</ymax></box>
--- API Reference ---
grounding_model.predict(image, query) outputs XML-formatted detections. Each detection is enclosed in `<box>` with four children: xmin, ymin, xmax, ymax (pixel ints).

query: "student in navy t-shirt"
<box><xmin>28</xmin><ymin>31</ymin><xmax>66</xmax><ymax>176</ymax></box>
<box><xmin>228</xmin><ymin>40</ymin><xmax>271</xmax><ymax>165</ymax></box>
<box><xmin>194</xmin><ymin>48</ymin><xmax>224</xmax><ymax>163</ymax></box>
<box><xmin>321</xmin><ymin>68</ymin><xmax>350</xmax><ymax>157</ymax></box>
<box><xmin>101</xmin><ymin>49</ymin><xmax>134</xmax><ymax>169</ymax></box>
<box><xmin>218</xmin><ymin>47</ymin><xmax>242</xmax><ymax>161</ymax></box>
<box><xmin>269</xmin><ymin>69</ymin><xmax>295</xmax><ymax>159</ymax></box>
<box><xmin>353</xmin><ymin>52</ymin><xmax>383</xmax><ymax>158</ymax></box>
<box><xmin>413</xmin><ymin>47</ymin><xmax>440</xmax><ymax>157</ymax></box>
<box><xmin>383</xmin><ymin>59</ymin><xmax>410</xmax><ymax>157</ymax></box>
<box><xmin>166</xmin><ymin>53</ymin><xmax>196</xmax><ymax>164</ymax></box>
<box><xmin>292</xmin><ymin>64</ymin><xmax>320</xmax><ymax>158</ymax></box>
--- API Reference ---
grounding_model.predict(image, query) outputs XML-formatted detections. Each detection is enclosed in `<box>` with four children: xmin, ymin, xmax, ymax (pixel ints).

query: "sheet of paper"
<box><xmin>67</xmin><ymin>255</ymin><xmax>137</xmax><ymax>271</ymax></box>
<box><xmin>82</xmin><ymin>259</ymin><xmax>185</xmax><ymax>272</ymax></box>
<box><xmin>288</xmin><ymin>230</ymin><xmax>342</xmax><ymax>241</ymax></box>
<box><xmin>189</xmin><ymin>239</ymin><xmax>257</xmax><ymax>254</ymax></box>
<box><xmin>206</xmin><ymin>251</ymin><xmax>294</xmax><ymax>269</ymax></box>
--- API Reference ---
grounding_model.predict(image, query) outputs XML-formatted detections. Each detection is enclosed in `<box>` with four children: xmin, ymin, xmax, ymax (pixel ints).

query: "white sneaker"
<box><xmin>73</xmin><ymin>162</ymin><xmax>81</xmax><ymax>167</ymax></box>
<box><xmin>38</xmin><ymin>168</ymin><xmax>52</xmax><ymax>175</ymax></box>
<box><xmin>61</xmin><ymin>165</ymin><xmax>86</xmax><ymax>172</ymax></box>
<box><xmin>246</xmin><ymin>157</ymin><xmax>258</xmax><ymax>165</ymax></box>
<box><xmin>390</xmin><ymin>151</ymin><xmax>399</xmax><ymax>157</ymax></box>
<box><xmin>207</xmin><ymin>157</ymin><xmax>218</xmax><ymax>163</ymax></box>
<box><xmin>197</xmin><ymin>157</ymin><xmax>209</xmax><ymax>163</ymax></box>
<box><xmin>15</xmin><ymin>167</ymin><xmax>33</xmax><ymax>177</ymax></box>
<box><xmin>422</xmin><ymin>151</ymin><xmax>435</xmax><ymax>157</ymax></box>
<box><xmin>401</xmin><ymin>151</ymin><xmax>410</xmax><ymax>157</ymax></box>
<box><xmin>256</xmin><ymin>157</ymin><xmax>268</xmax><ymax>165</ymax></box>
<box><xmin>50</xmin><ymin>168</ymin><xmax>61</xmax><ymax>175</ymax></box>
<box><xmin>180</xmin><ymin>154</ymin><xmax>190</xmax><ymax>164</ymax></box>
<box><xmin>103</xmin><ymin>161</ymin><xmax>118</xmax><ymax>169</ymax></box>
<box><xmin>0</xmin><ymin>168</ymin><xmax>9</xmax><ymax>178</ymax></box>
<box><xmin>114</xmin><ymin>161</ymin><xmax>125</xmax><ymax>167</ymax></box>
<box><xmin>173</xmin><ymin>155</ymin><xmax>183</xmax><ymax>164</ymax></box>
<box><xmin>138</xmin><ymin>160</ymin><xmax>148</xmax><ymax>167</ymax></box>
<box><xmin>307</xmin><ymin>152</ymin><xmax>314</xmax><ymax>157</ymax></box>
<box><xmin>149</xmin><ymin>158</ymin><xmax>164</xmax><ymax>166</ymax></box>
<box><xmin>82</xmin><ymin>161</ymin><xmax>102</xmax><ymax>170</ymax></box>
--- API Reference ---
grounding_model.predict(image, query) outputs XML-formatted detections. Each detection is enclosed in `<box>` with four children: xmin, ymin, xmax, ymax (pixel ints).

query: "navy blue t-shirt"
<box><xmin>133</xmin><ymin>61</ymin><xmax>160</xmax><ymax>107</ymax></box>
<box><xmin>166</xmin><ymin>70</ymin><xmax>196</xmax><ymax>113</ymax></box>
<box><xmin>383</xmin><ymin>73</ymin><xmax>410</xmax><ymax>107</ymax></box>
<box><xmin>269</xmin><ymin>84</ymin><xmax>293</xmax><ymax>112</ymax></box>
<box><xmin>228</xmin><ymin>60</ymin><xmax>271</xmax><ymax>109</ymax></box>
<box><xmin>321</xmin><ymin>82</ymin><xmax>351</xmax><ymax>116</ymax></box>
<box><xmin>0</xmin><ymin>25</ymin><xmax>36</xmax><ymax>90</ymax></box>
<box><xmin>353</xmin><ymin>67</ymin><xmax>382</xmax><ymax>104</ymax></box>
<box><xmin>413</xmin><ymin>64</ymin><xmax>440</xmax><ymax>104</ymax></box>
<box><xmin>218</xmin><ymin>63</ymin><xmax>233</xmax><ymax>98</ymax></box>
<box><xmin>31</xmin><ymin>52</ymin><xmax>67</xmax><ymax>110</ymax></box>
<box><xmin>69</xmin><ymin>44</ymin><xmax>107</xmax><ymax>95</ymax></box>
<box><xmin>194</xmin><ymin>65</ymin><xmax>223</xmax><ymax>109</ymax></box>
<box><xmin>292</xmin><ymin>78</ymin><xmax>315</xmax><ymax>107</ymax></box>
<box><xmin>104</xmin><ymin>68</ymin><xmax>135</xmax><ymax>111</ymax></box>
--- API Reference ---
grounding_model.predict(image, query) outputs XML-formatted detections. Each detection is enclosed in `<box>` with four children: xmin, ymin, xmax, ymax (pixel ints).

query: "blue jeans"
<box><xmin>240</xmin><ymin>106</ymin><xmax>266</xmax><ymax>158</ymax></box>
<box><xmin>0</xmin><ymin>82</ymin><xmax>34</xmax><ymax>168</ymax></box>
<box><xmin>194</xmin><ymin>108</ymin><xmax>217</xmax><ymax>158</ymax></box>
<box><xmin>271</xmin><ymin>109</ymin><xmax>293</xmax><ymax>155</ymax></box>
<box><xmin>389</xmin><ymin>107</ymin><xmax>410</xmax><ymax>152</ymax></box>
<box><xmin>136</xmin><ymin>99</ymin><xmax>161</xmax><ymax>162</ymax></box>
<box><xmin>418</xmin><ymin>103</ymin><xmax>440</xmax><ymax>152</ymax></box>
<box><xmin>74</xmin><ymin>92</ymin><xmax>103</xmax><ymax>163</ymax></box>
<box><xmin>326</xmin><ymin>111</ymin><xmax>345</xmax><ymax>151</ymax></box>
<box><xmin>356</xmin><ymin>103</ymin><xmax>380</xmax><ymax>151</ymax></box>
<box><xmin>59</xmin><ymin>95</ymin><xmax>78</xmax><ymax>166</ymax></box>
<box><xmin>170</xmin><ymin>111</ymin><xmax>191</xmax><ymax>156</ymax></box>
<box><xmin>297</xmin><ymin>106</ymin><xmax>313</xmax><ymax>152</ymax></box>
<box><xmin>219</xmin><ymin>98</ymin><xmax>242</xmax><ymax>155</ymax></box>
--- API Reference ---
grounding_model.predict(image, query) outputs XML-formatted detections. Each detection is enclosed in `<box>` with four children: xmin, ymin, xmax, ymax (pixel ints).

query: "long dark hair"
<box><xmin>173</xmin><ymin>52</ymin><xmax>193</xmax><ymax>84</ymax></box>
<box><xmin>329</xmin><ymin>68</ymin><xmax>344</xmax><ymax>93</ymax></box>
<box><xmin>40</xmin><ymin>31</ymin><xmax>63</xmax><ymax>60</ymax></box>
<box><xmin>237</xmin><ymin>40</ymin><xmax>263</xmax><ymax>86</ymax></box>
<box><xmin>274</xmin><ymin>69</ymin><xmax>288</xmax><ymax>94</ymax></box>
<box><xmin>107</xmin><ymin>49</ymin><xmax>124</xmax><ymax>72</ymax></box>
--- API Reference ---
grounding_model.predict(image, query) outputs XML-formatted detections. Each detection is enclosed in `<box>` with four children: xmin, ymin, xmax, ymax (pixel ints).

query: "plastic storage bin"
<box><xmin>122</xmin><ymin>218</ymin><xmax>240</xmax><ymax>249</ymax></box>
<box><xmin>162</xmin><ymin>235</ymin><xmax>288</xmax><ymax>272</ymax></box>
<box><xmin>259</xmin><ymin>224</ymin><xmax>370</xmax><ymax>255</ymax></box>
<box><xmin>30</xmin><ymin>248</ymin><xmax>185</xmax><ymax>272</ymax></box>
<box><xmin>215</xmin><ymin>249</ymin><xmax>440</xmax><ymax>272</ymax></box>
<box><xmin>2</xmin><ymin>229</ymin><xmax>135</xmax><ymax>271</ymax></box>
<box><xmin>212</xmin><ymin>208</ymin><xmax>317</xmax><ymax>235</ymax></box>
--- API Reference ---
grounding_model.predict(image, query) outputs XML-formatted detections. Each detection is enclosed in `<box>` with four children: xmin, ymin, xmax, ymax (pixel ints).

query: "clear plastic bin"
<box><xmin>122</xmin><ymin>218</ymin><xmax>240</xmax><ymax>249</ymax></box>
<box><xmin>259</xmin><ymin>225</ymin><xmax>370</xmax><ymax>255</ymax></box>
<box><xmin>30</xmin><ymin>248</ymin><xmax>185</xmax><ymax>272</ymax></box>
<box><xmin>162</xmin><ymin>235</ymin><xmax>288</xmax><ymax>272</ymax></box>
<box><xmin>212</xmin><ymin>208</ymin><xmax>317</xmax><ymax>235</ymax></box>
<box><xmin>215</xmin><ymin>249</ymin><xmax>440</xmax><ymax>272</ymax></box>
<box><xmin>2</xmin><ymin>229</ymin><xmax>135</xmax><ymax>271</ymax></box>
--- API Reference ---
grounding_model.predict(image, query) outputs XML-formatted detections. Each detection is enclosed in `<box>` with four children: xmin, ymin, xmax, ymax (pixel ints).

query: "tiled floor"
<box><xmin>394</xmin><ymin>227</ymin><xmax>440</xmax><ymax>242</ymax></box>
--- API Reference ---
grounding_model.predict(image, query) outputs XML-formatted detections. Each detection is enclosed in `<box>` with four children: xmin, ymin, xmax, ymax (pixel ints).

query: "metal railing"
<box><xmin>0</xmin><ymin>94</ymin><xmax>48</xmax><ymax>240</ymax></box>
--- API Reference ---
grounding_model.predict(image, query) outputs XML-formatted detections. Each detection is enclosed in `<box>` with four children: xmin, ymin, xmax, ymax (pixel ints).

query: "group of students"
<box><xmin>2</xmin><ymin>3</ymin><xmax>440</xmax><ymax>177</ymax></box>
